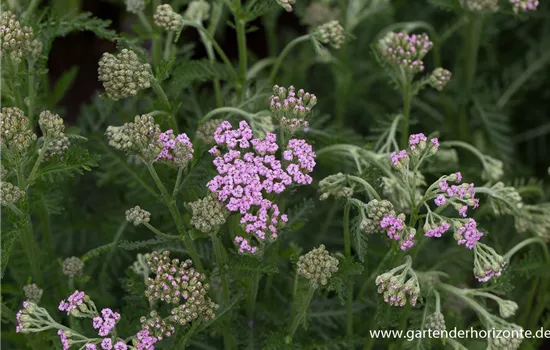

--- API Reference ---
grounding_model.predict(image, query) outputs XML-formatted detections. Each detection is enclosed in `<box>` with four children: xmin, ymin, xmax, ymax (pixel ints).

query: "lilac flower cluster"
<box><xmin>454</xmin><ymin>219</ymin><xmax>484</xmax><ymax>249</ymax></box>
<box><xmin>281</xmin><ymin>117</ymin><xmax>309</xmax><ymax>134</ymax></box>
<box><xmin>435</xmin><ymin>173</ymin><xmax>479</xmax><ymax>217</ymax></box>
<box><xmin>58</xmin><ymin>290</ymin><xmax>86</xmax><ymax>315</ymax></box>
<box><xmin>134</xmin><ymin>329</ymin><xmax>158</xmax><ymax>349</ymax></box>
<box><xmin>93</xmin><ymin>309</ymin><xmax>121</xmax><ymax>336</ymax></box>
<box><xmin>85</xmin><ymin>339</ymin><xmax>128</xmax><ymax>350</ymax></box>
<box><xmin>156</xmin><ymin>129</ymin><xmax>194</xmax><ymax>168</ymax></box>
<box><xmin>389</xmin><ymin>133</ymin><xmax>439</xmax><ymax>167</ymax></box>
<box><xmin>381</xmin><ymin>32</ymin><xmax>433</xmax><ymax>74</ymax></box>
<box><xmin>16</xmin><ymin>301</ymin><xmax>30</xmax><ymax>333</ymax></box>
<box><xmin>474</xmin><ymin>243</ymin><xmax>506</xmax><ymax>282</ymax></box>
<box><xmin>140</xmin><ymin>311</ymin><xmax>175</xmax><ymax>341</ymax></box>
<box><xmin>207</xmin><ymin>120</ymin><xmax>315</xmax><ymax>254</ymax></box>
<box><xmin>269</xmin><ymin>85</ymin><xmax>317</xmax><ymax>120</ymax></box>
<box><xmin>511</xmin><ymin>0</ymin><xmax>539</xmax><ymax>13</ymax></box>
<box><xmin>375</xmin><ymin>262</ymin><xmax>420</xmax><ymax>307</ymax></box>
<box><xmin>58</xmin><ymin>329</ymin><xmax>70</xmax><ymax>350</ymax></box>
<box><xmin>424</xmin><ymin>221</ymin><xmax>450</xmax><ymax>238</ymax></box>
<box><xmin>380</xmin><ymin>214</ymin><xmax>415</xmax><ymax>251</ymax></box>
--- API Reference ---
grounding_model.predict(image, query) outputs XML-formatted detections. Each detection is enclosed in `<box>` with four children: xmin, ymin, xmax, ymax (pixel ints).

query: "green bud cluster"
<box><xmin>0</xmin><ymin>11</ymin><xmax>41</xmax><ymax>63</ymax></box>
<box><xmin>0</xmin><ymin>181</ymin><xmax>25</xmax><ymax>205</ymax></box>
<box><xmin>361</xmin><ymin>199</ymin><xmax>396</xmax><ymax>234</ymax></box>
<box><xmin>297</xmin><ymin>245</ymin><xmax>339</xmax><ymax>289</ymax></box>
<box><xmin>375</xmin><ymin>258</ymin><xmax>420</xmax><ymax>307</ymax></box>
<box><xmin>459</xmin><ymin>0</ymin><xmax>499</xmax><ymax>12</ymax></box>
<box><xmin>429</xmin><ymin>68</ymin><xmax>452</xmax><ymax>91</ymax></box>
<box><xmin>488</xmin><ymin>182</ymin><xmax>522</xmax><ymax>216</ymax></box>
<box><xmin>497</xmin><ymin>299</ymin><xmax>518</xmax><ymax>319</ymax></box>
<box><xmin>196</xmin><ymin>119</ymin><xmax>222</xmax><ymax>144</ymax></box>
<box><xmin>98</xmin><ymin>49</ymin><xmax>152</xmax><ymax>100</ymax></box>
<box><xmin>62</xmin><ymin>256</ymin><xmax>84</xmax><ymax>278</ymax></box>
<box><xmin>145</xmin><ymin>251</ymin><xmax>219</xmax><ymax>325</ymax></box>
<box><xmin>125</xmin><ymin>205</ymin><xmax>151</xmax><ymax>226</ymax></box>
<box><xmin>302</xmin><ymin>2</ymin><xmax>340</xmax><ymax>29</ymax></box>
<box><xmin>23</xmin><ymin>284</ymin><xmax>43</xmax><ymax>304</ymax></box>
<box><xmin>425</xmin><ymin>311</ymin><xmax>446</xmax><ymax>332</ymax></box>
<box><xmin>106</xmin><ymin>115</ymin><xmax>162</xmax><ymax>162</ymax></box>
<box><xmin>514</xmin><ymin>204</ymin><xmax>550</xmax><ymax>241</ymax></box>
<box><xmin>314</xmin><ymin>20</ymin><xmax>345</xmax><ymax>49</ymax></box>
<box><xmin>184</xmin><ymin>0</ymin><xmax>211</xmax><ymax>23</ymax></box>
<box><xmin>473</xmin><ymin>243</ymin><xmax>505</xmax><ymax>283</ymax></box>
<box><xmin>125</xmin><ymin>0</ymin><xmax>145</xmax><ymax>14</ymax></box>
<box><xmin>481</xmin><ymin>155</ymin><xmax>504</xmax><ymax>182</ymax></box>
<box><xmin>319</xmin><ymin>173</ymin><xmax>353</xmax><ymax>200</ymax></box>
<box><xmin>487</xmin><ymin>322</ymin><xmax>523</xmax><ymax>350</ymax></box>
<box><xmin>140</xmin><ymin>311</ymin><xmax>176</xmax><ymax>339</ymax></box>
<box><xmin>0</xmin><ymin>107</ymin><xmax>37</xmax><ymax>153</ymax></box>
<box><xmin>270</xmin><ymin>85</ymin><xmax>317</xmax><ymax>120</ymax></box>
<box><xmin>154</xmin><ymin>4</ymin><xmax>184</xmax><ymax>32</ymax></box>
<box><xmin>38</xmin><ymin>111</ymin><xmax>70</xmax><ymax>160</ymax></box>
<box><xmin>188</xmin><ymin>194</ymin><xmax>229</xmax><ymax>233</ymax></box>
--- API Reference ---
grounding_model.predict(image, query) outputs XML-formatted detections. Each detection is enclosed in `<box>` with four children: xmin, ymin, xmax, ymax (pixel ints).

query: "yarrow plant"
<box><xmin>3</xmin><ymin>1</ymin><xmax>549</xmax><ymax>350</ymax></box>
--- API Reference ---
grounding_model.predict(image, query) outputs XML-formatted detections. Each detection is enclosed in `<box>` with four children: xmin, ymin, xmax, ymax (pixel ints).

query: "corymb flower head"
<box><xmin>125</xmin><ymin>205</ymin><xmax>151</xmax><ymax>226</ymax></box>
<box><xmin>510</xmin><ymin>0</ymin><xmax>539</xmax><ymax>13</ymax></box>
<box><xmin>302</xmin><ymin>2</ymin><xmax>340</xmax><ymax>28</ymax></box>
<box><xmin>313</xmin><ymin>20</ymin><xmax>345</xmax><ymax>49</ymax></box>
<box><xmin>156</xmin><ymin>129</ymin><xmax>194</xmax><ymax>169</ymax></box>
<box><xmin>429</xmin><ymin>68</ymin><xmax>452</xmax><ymax>91</ymax></box>
<box><xmin>23</xmin><ymin>284</ymin><xmax>43</xmax><ymax>304</ymax></box>
<box><xmin>98</xmin><ymin>49</ymin><xmax>152</xmax><ymax>100</ymax></box>
<box><xmin>1</xmin><ymin>181</ymin><xmax>25</xmax><ymax>206</ymax></box>
<box><xmin>270</xmin><ymin>85</ymin><xmax>317</xmax><ymax>125</ymax></box>
<box><xmin>106</xmin><ymin>115</ymin><xmax>162</xmax><ymax>162</ymax></box>
<box><xmin>188</xmin><ymin>194</ymin><xmax>229</xmax><ymax>234</ymax></box>
<box><xmin>62</xmin><ymin>256</ymin><xmax>84</xmax><ymax>278</ymax></box>
<box><xmin>276</xmin><ymin>0</ymin><xmax>296</xmax><ymax>12</ymax></box>
<box><xmin>487</xmin><ymin>320</ymin><xmax>523</xmax><ymax>350</ymax></box>
<box><xmin>297</xmin><ymin>244</ymin><xmax>339</xmax><ymax>289</ymax></box>
<box><xmin>0</xmin><ymin>107</ymin><xmax>37</xmax><ymax>153</ymax></box>
<box><xmin>0</xmin><ymin>11</ymin><xmax>40</xmax><ymax>62</ymax></box>
<box><xmin>379</xmin><ymin>32</ymin><xmax>433</xmax><ymax>74</ymax></box>
<box><xmin>460</xmin><ymin>0</ymin><xmax>499</xmax><ymax>12</ymax></box>
<box><xmin>426</xmin><ymin>312</ymin><xmax>446</xmax><ymax>332</ymax></box>
<box><xmin>125</xmin><ymin>0</ymin><xmax>145</xmax><ymax>14</ymax></box>
<box><xmin>473</xmin><ymin>242</ymin><xmax>505</xmax><ymax>282</ymax></box>
<box><xmin>154</xmin><ymin>4</ymin><xmax>184</xmax><ymax>32</ymax></box>
<box><xmin>375</xmin><ymin>256</ymin><xmax>420</xmax><ymax>307</ymax></box>
<box><xmin>38</xmin><ymin>110</ymin><xmax>71</xmax><ymax>160</ymax></box>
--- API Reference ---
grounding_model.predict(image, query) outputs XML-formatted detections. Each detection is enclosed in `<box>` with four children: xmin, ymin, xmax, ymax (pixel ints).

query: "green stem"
<box><xmin>207</xmin><ymin>3</ymin><xmax>224</xmax><ymax>107</ymax></box>
<box><xmin>137</xmin><ymin>11</ymin><xmax>153</xmax><ymax>33</ymax></box>
<box><xmin>503</xmin><ymin>237</ymin><xmax>550</xmax><ymax>263</ymax></box>
<box><xmin>152</xmin><ymin>0</ymin><xmax>162</xmax><ymax>65</ymax></box>
<box><xmin>21</xmin><ymin>215</ymin><xmax>42</xmax><ymax>285</ymax></box>
<box><xmin>234</xmin><ymin>0</ymin><xmax>247</xmax><ymax>94</ymax></box>
<box><xmin>143</xmin><ymin>222</ymin><xmax>179</xmax><ymax>240</ymax></box>
<box><xmin>358</xmin><ymin>249</ymin><xmax>393</xmax><ymax>299</ymax></box>
<box><xmin>24</xmin><ymin>0</ymin><xmax>40</xmax><ymax>21</ymax></box>
<box><xmin>400</xmin><ymin>81</ymin><xmax>412</xmax><ymax>149</ymax></box>
<box><xmin>27</xmin><ymin>59</ymin><xmax>35</xmax><ymax>122</ymax></box>
<box><xmin>163</xmin><ymin>31</ymin><xmax>174</xmax><ymax>60</ymax></box>
<box><xmin>25</xmin><ymin>140</ymin><xmax>49</xmax><ymax>189</ymax></box>
<box><xmin>172</xmin><ymin>167</ymin><xmax>184</xmax><ymax>197</ymax></box>
<box><xmin>211</xmin><ymin>233</ymin><xmax>233</xmax><ymax>350</ymax></box>
<box><xmin>150</xmin><ymin>78</ymin><xmax>178</xmax><ymax>133</ymax></box>
<box><xmin>143</xmin><ymin>161</ymin><xmax>204</xmax><ymax>271</ymax></box>
<box><xmin>269</xmin><ymin>35</ymin><xmax>311</xmax><ymax>83</ymax></box>
<box><xmin>343</xmin><ymin>203</ymin><xmax>353</xmax><ymax>337</ymax></box>
<box><xmin>287</xmin><ymin>285</ymin><xmax>315</xmax><ymax>342</ymax></box>
<box><xmin>247</xmin><ymin>271</ymin><xmax>260</xmax><ymax>350</ymax></box>
<box><xmin>200</xmin><ymin>106</ymin><xmax>257</xmax><ymax>123</ymax></box>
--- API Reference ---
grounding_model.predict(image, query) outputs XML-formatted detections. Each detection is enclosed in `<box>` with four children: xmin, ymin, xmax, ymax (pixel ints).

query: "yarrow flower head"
<box><xmin>313</xmin><ymin>20</ymin><xmax>345</xmax><ymax>49</ymax></box>
<box><xmin>486</xmin><ymin>320</ymin><xmax>523</xmax><ymax>350</ymax></box>
<box><xmin>426</xmin><ymin>312</ymin><xmax>446</xmax><ymax>332</ymax></box>
<box><xmin>15</xmin><ymin>301</ymin><xmax>35</xmax><ymax>333</ymax></box>
<box><xmin>207</xmin><ymin>120</ymin><xmax>315</xmax><ymax>254</ymax></box>
<box><xmin>430</xmin><ymin>172</ymin><xmax>478</xmax><ymax>218</ymax></box>
<box><xmin>318</xmin><ymin>173</ymin><xmax>354</xmax><ymax>200</ymax></box>
<box><xmin>106</xmin><ymin>115</ymin><xmax>162</xmax><ymax>162</ymax></box>
<box><xmin>62</xmin><ymin>256</ymin><xmax>84</xmax><ymax>278</ymax></box>
<box><xmin>276</xmin><ymin>0</ymin><xmax>296</xmax><ymax>12</ymax></box>
<box><xmin>125</xmin><ymin>0</ymin><xmax>145</xmax><ymax>14</ymax></box>
<box><xmin>184</xmin><ymin>0</ymin><xmax>211</xmax><ymax>23</ymax></box>
<box><xmin>98</xmin><ymin>49</ymin><xmax>152</xmax><ymax>100</ymax></box>
<box><xmin>0</xmin><ymin>181</ymin><xmax>25</xmax><ymax>206</ymax></box>
<box><xmin>474</xmin><ymin>243</ymin><xmax>505</xmax><ymax>282</ymax></box>
<box><xmin>196</xmin><ymin>119</ymin><xmax>223</xmax><ymax>144</ymax></box>
<box><xmin>58</xmin><ymin>290</ymin><xmax>86</xmax><ymax>315</ymax></box>
<box><xmin>58</xmin><ymin>329</ymin><xmax>70</xmax><ymax>350</ymax></box>
<box><xmin>0</xmin><ymin>107</ymin><xmax>37</xmax><ymax>153</ymax></box>
<box><xmin>360</xmin><ymin>199</ymin><xmax>396</xmax><ymax>234</ymax></box>
<box><xmin>510</xmin><ymin>0</ymin><xmax>539</xmax><ymax>13</ymax></box>
<box><xmin>125</xmin><ymin>206</ymin><xmax>151</xmax><ymax>226</ymax></box>
<box><xmin>92</xmin><ymin>308</ymin><xmax>121</xmax><ymax>336</ymax></box>
<box><xmin>188</xmin><ymin>194</ymin><xmax>229</xmax><ymax>234</ymax></box>
<box><xmin>133</xmin><ymin>329</ymin><xmax>158</xmax><ymax>349</ymax></box>
<box><xmin>1</xmin><ymin>11</ymin><xmax>41</xmax><ymax>63</ymax></box>
<box><xmin>375</xmin><ymin>257</ymin><xmax>420</xmax><ymax>307</ymax></box>
<box><xmin>23</xmin><ymin>284</ymin><xmax>43</xmax><ymax>304</ymax></box>
<box><xmin>297</xmin><ymin>245</ymin><xmax>339</xmax><ymax>289</ymax></box>
<box><xmin>429</xmin><ymin>68</ymin><xmax>452</xmax><ymax>91</ymax></box>
<box><xmin>270</xmin><ymin>85</ymin><xmax>317</xmax><ymax>121</ymax></box>
<box><xmin>379</xmin><ymin>32</ymin><xmax>433</xmax><ymax>74</ymax></box>
<box><xmin>380</xmin><ymin>214</ymin><xmax>416</xmax><ymax>251</ymax></box>
<box><xmin>38</xmin><ymin>110</ymin><xmax>70</xmax><ymax>160</ymax></box>
<box><xmin>145</xmin><ymin>251</ymin><xmax>218</xmax><ymax>327</ymax></box>
<box><xmin>453</xmin><ymin>218</ymin><xmax>483</xmax><ymax>249</ymax></box>
<box><xmin>154</xmin><ymin>4</ymin><xmax>184</xmax><ymax>32</ymax></box>
<box><xmin>156</xmin><ymin>129</ymin><xmax>194</xmax><ymax>168</ymax></box>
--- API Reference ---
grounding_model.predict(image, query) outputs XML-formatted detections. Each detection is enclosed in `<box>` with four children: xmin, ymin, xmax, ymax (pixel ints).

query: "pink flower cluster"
<box><xmin>383</xmin><ymin>32</ymin><xmax>433</xmax><ymax>73</ymax></box>
<box><xmin>208</xmin><ymin>121</ymin><xmax>314</xmax><ymax>253</ymax></box>
<box><xmin>424</xmin><ymin>222</ymin><xmax>450</xmax><ymax>238</ymax></box>
<box><xmin>455</xmin><ymin>219</ymin><xmax>483</xmax><ymax>249</ymax></box>
<box><xmin>380</xmin><ymin>215</ymin><xmax>415</xmax><ymax>251</ymax></box>
<box><xmin>389</xmin><ymin>133</ymin><xmax>439</xmax><ymax>166</ymax></box>
<box><xmin>58</xmin><ymin>290</ymin><xmax>86</xmax><ymax>315</ymax></box>
<box><xmin>511</xmin><ymin>0</ymin><xmax>539</xmax><ymax>13</ymax></box>
<box><xmin>235</xmin><ymin>236</ymin><xmax>256</xmax><ymax>254</ymax></box>
<box><xmin>93</xmin><ymin>308</ymin><xmax>121</xmax><ymax>336</ymax></box>
<box><xmin>437</xmin><ymin>173</ymin><xmax>479</xmax><ymax>217</ymax></box>
<box><xmin>476</xmin><ymin>266</ymin><xmax>503</xmax><ymax>283</ymax></box>
<box><xmin>15</xmin><ymin>301</ymin><xmax>28</xmax><ymax>333</ymax></box>
<box><xmin>390</xmin><ymin>150</ymin><xmax>407</xmax><ymax>166</ymax></box>
<box><xmin>85</xmin><ymin>339</ymin><xmax>128</xmax><ymax>349</ymax></box>
<box><xmin>58</xmin><ymin>330</ymin><xmax>70</xmax><ymax>350</ymax></box>
<box><xmin>135</xmin><ymin>329</ymin><xmax>159</xmax><ymax>350</ymax></box>
<box><xmin>269</xmin><ymin>85</ymin><xmax>317</xmax><ymax>118</ymax></box>
<box><xmin>408</xmin><ymin>133</ymin><xmax>426</xmax><ymax>150</ymax></box>
<box><xmin>156</xmin><ymin>129</ymin><xmax>194</xmax><ymax>163</ymax></box>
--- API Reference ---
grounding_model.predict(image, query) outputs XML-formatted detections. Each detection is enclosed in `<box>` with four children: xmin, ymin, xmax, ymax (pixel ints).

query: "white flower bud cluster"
<box><xmin>98</xmin><ymin>49</ymin><xmax>152</xmax><ymax>100</ymax></box>
<box><xmin>0</xmin><ymin>11</ymin><xmax>41</xmax><ymax>63</ymax></box>
<box><xmin>425</xmin><ymin>312</ymin><xmax>446</xmax><ymax>332</ymax></box>
<box><xmin>487</xmin><ymin>323</ymin><xmax>523</xmax><ymax>350</ymax></box>
<box><xmin>276</xmin><ymin>0</ymin><xmax>296</xmax><ymax>12</ymax></box>
<box><xmin>429</xmin><ymin>68</ymin><xmax>452</xmax><ymax>91</ymax></box>
<box><xmin>62</xmin><ymin>256</ymin><xmax>84</xmax><ymax>278</ymax></box>
<box><xmin>125</xmin><ymin>205</ymin><xmax>151</xmax><ymax>226</ymax></box>
<box><xmin>38</xmin><ymin>111</ymin><xmax>70</xmax><ymax>160</ymax></box>
<box><xmin>498</xmin><ymin>299</ymin><xmax>518</xmax><ymax>319</ymax></box>
<box><xmin>319</xmin><ymin>173</ymin><xmax>353</xmax><ymax>200</ymax></box>
<box><xmin>0</xmin><ymin>107</ymin><xmax>37</xmax><ymax>153</ymax></box>
<box><xmin>188</xmin><ymin>194</ymin><xmax>229</xmax><ymax>234</ymax></box>
<box><xmin>481</xmin><ymin>155</ymin><xmax>504</xmax><ymax>181</ymax></box>
<box><xmin>314</xmin><ymin>20</ymin><xmax>345</xmax><ymax>49</ymax></box>
<box><xmin>0</xmin><ymin>181</ymin><xmax>25</xmax><ymax>206</ymax></box>
<box><xmin>184</xmin><ymin>0</ymin><xmax>211</xmax><ymax>23</ymax></box>
<box><xmin>297</xmin><ymin>244</ymin><xmax>339</xmax><ymax>289</ymax></box>
<box><xmin>23</xmin><ymin>284</ymin><xmax>43</xmax><ymax>304</ymax></box>
<box><xmin>154</xmin><ymin>4</ymin><xmax>184</xmax><ymax>32</ymax></box>
<box><xmin>460</xmin><ymin>0</ymin><xmax>499</xmax><ymax>12</ymax></box>
<box><xmin>106</xmin><ymin>115</ymin><xmax>162</xmax><ymax>162</ymax></box>
<box><xmin>196</xmin><ymin>119</ymin><xmax>223</xmax><ymax>144</ymax></box>
<box><xmin>302</xmin><ymin>2</ymin><xmax>340</xmax><ymax>29</ymax></box>
<box><xmin>125</xmin><ymin>0</ymin><xmax>146</xmax><ymax>14</ymax></box>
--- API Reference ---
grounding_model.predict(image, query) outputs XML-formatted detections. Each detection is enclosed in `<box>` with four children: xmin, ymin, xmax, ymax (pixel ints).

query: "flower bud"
<box><xmin>0</xmin><ymin>11</ymin><xmax>37</xmax><ymax>63</ymax></box>
<box><xmin>297</xmin><ymin>245</ymin><xmax>339</xmax><ymax>289</ymax></box>
<box><xmin>188</xmin><ymin>194</ymin><xmax>229</xmax><ymax>233</ymax></box>
<box><xmin>125</xmin><ymin>205</ymin><xmax>151</xmax><ymax>226</ymax></box>
<box><xmin>429</xmin><ymin>68</ymin><xmax>452</xmax><ymax>91</ymax></box>
<box><xmin>98</xmin><ymin>49</ymin><xmax>152</xmax><ymax>100</ymax></box>
<box><xmin>0</xmin><ymin>107</ymin><xmax>37</xmax><ymax>152</ymax></box>
<box><xmin>276</xmin><ymin>0</ymin><xmax>296</xmax><ymax>12</ymax></box>
<box><xmin>314</xmin><ymin>20</ymin><xmax>345</xmax><ymax>49</ymax></box>
<box><xmin>23</xmin><ymin>284</ymin><xmax>43</xmax><ymax>304</ymax></box>
<box><xmin>125</xmin><ymin>0</ymin><xmax>145</xmax><ymax>14</ymax></box>
<box><xmin>196</xmin><ymin>119</ymin><xmax>223</xmax><ymax>145</ymax></box>
<box><xmin>426</xmin><ymin>312</ymin><xmax>446</xmax><ymax>332</ymax></box>
<box><xmin>154</xmin><ymin>4</ymin><xmax>184</xmax><ymax>32</ymax></box>
<box><xmin>184</xmin><ymin>0</ymin><xmax>211</xmax><ymax>23</ymax></box>
<box><xmin>0</xmin><ymin>181</ymin><xmax>25</xmax><ymax>206</ymax></box>
<box><xmin>498</xmin><ymin>299</ymin><xmax>518</xmax><ymax>318</ymax></box>
<box><xmin>62</xmin><ymin>256</ymin><xmax>84</xmax><ymax>278</ymax></box>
